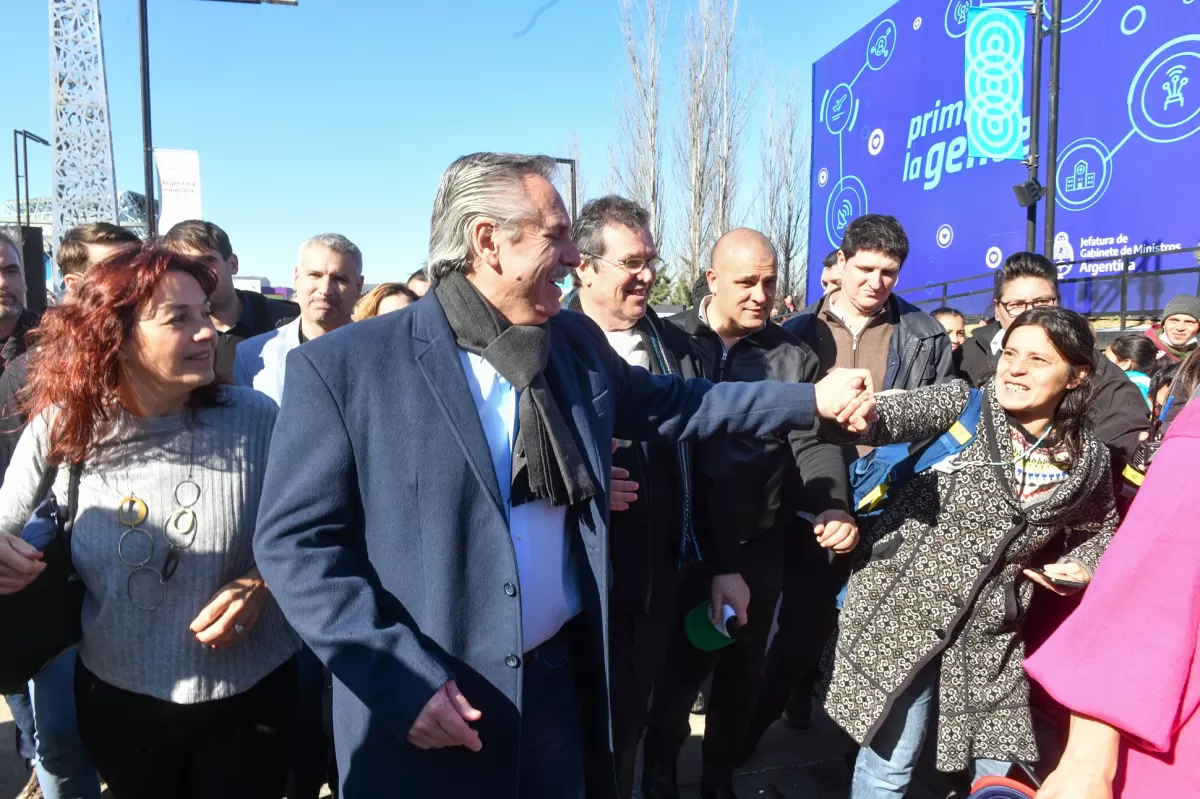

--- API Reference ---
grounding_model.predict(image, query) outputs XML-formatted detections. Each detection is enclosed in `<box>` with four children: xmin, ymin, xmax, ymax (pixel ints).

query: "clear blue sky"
<box><xmin>4</xmin><ymin>0</ymin><xmax>893</xmax><ymax>286</ymax></box>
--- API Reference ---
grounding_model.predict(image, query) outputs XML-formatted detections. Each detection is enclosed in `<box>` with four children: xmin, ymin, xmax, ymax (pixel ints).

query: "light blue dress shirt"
<box><xmin>458</xmin><ymin>349</ymin><xmax>581</xmax><ymax>653</ymax></box>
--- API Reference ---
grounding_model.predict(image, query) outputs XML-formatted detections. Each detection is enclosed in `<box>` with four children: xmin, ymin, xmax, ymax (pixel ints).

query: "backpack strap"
<box><xmin>60</xmin><ymin>464</ymin><xmax>83</xmax><ymax>543</ymax></box>
<box><xmin>33</xmin><ymin>464</ymin><xmax>59</xmax><ymax>508</ymax></box>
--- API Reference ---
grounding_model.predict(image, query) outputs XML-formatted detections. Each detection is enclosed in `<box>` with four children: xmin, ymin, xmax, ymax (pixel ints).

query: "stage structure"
<box><xmin>48</xmin><ymin>0</ymin><xmax>119</xmax><ymax>247</ymax></box>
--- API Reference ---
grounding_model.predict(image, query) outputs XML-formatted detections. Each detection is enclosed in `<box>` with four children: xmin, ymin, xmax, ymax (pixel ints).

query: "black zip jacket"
<box><xmin>671</xmin><ymin>305</ymin><xmax>850</xmax><ymax>575</ymax></box>
<box><xmin>0</xmin><ymin>350</ymin><xmax>29</xmax><ymax>486</ymax></box>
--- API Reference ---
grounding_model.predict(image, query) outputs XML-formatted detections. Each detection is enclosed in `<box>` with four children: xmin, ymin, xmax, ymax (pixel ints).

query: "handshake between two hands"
<box><xmin>814</xmin><ymin>368</ymin><xmax>879</xmax><ymax>433</ymax></box>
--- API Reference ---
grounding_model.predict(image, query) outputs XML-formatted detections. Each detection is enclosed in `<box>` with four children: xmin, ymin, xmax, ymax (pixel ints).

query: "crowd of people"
<box><xmin>0</xmin><ymin>151</ymin><xmax>1196</xmax><ymax>799</ymax></box>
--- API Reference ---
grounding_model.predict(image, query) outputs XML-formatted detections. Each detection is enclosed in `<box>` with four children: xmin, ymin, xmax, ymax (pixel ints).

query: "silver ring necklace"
<box><xmin>119</xmin><ymin>428</ymin><xmax>200</xmax><ymax>611</ymax></box>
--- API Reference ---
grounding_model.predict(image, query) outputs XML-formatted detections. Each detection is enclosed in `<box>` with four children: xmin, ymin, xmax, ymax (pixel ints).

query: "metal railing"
<box><xmin>898</xmin><ymin>245</ymin><xmax>1200</xmax><ymax>330</ymax></box>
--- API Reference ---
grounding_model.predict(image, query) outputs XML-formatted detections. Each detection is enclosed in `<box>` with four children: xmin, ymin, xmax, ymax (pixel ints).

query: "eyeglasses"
<box><xmin>997</xmin><ymin>296</ymin><xmax>1058</xmax><ymax>315</ymax></box>
<box><xmin>581</xmin><ymin>253</ymin><xmax>663</xmax><ymax>275</ymax></box>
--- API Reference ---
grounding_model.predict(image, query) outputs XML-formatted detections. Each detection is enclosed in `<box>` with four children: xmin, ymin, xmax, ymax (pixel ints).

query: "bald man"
<box><xmin>640</xmin><ymin>229</ymin><xmax>857</xmax><ymax>799</ymax></box>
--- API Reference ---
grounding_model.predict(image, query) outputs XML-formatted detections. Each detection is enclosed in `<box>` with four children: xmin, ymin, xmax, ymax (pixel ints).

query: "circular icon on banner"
<box><xmin>945</xmin><ymin>0</ymin><xmax>976</xmax><ymax>39</ymax></box>
<box><xmin>1055</xmin><ymin>137</ymin><xmax>1114</xmax><ymax>212</ymax></box>
<box><xmin>1121</xmin><ymin>5</ymin><xmax>1146</xmax><ymax>36</ymax></box>
<box><xmin>818</xmin><ymin>167</ymin><xmax>830</xmax><ymax>187</ymax></box>
<box><xmin>1128</xmin><ymin>35</ymin><xmax>1200</xmax><ymax>144</ymax></box>
<box><xmin>824</xmin><ymin>83</ymin><xmax>855</xmax><ymax>135</ymax></box>
<box><xmin>913</xmin><ymin>17</ymin><xmax>923</xmax><ymax>30</ymax></box>
<box><xmin>985</xmin><ymin>246</ymin><xmax>1004</xmax><ymax>269</ymax></box>
<box><xmin>936</xmin><ymin>224</ymin><xmax>954</xmax><ymax>248</ymax></box>
<box><xmin>868</xmin><ymin>129</ymin><xmax>885</xmax><ymax>155</ymax></box>
<box><xmin>866</xmin><ymin>19</ymin><xmax>897</xmax><ymax>71</ymax></box>
<box><xmin>825</xmin><ymin>176</ymin><xmax>868</xmax><ymax>249</ymax></box>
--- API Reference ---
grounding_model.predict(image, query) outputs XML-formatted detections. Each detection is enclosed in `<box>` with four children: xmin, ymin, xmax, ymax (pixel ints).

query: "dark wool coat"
<box><xmin>822</xmin><ymin>379</ymin><xmax>1118</xmax><ymax>772</ymax></box>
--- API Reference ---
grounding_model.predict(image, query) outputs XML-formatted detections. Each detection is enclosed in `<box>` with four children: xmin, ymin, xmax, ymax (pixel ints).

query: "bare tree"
<box><xmin>712</xmin><ymin>0</ymin><xmax>755</xmax><ymax>237</ymax></box>
<box><xmin>673</xmin><ymin>0</ymin><xmax>719</xmax><ymax>285</ymax></box>
<box><xmin>759</xmin><ymin>74</ymin><xmax>811</xmax><ymax>301</ymax></box>
<box><xmin>611</xmin><ymin>0</ymin><xmax>666</xmax><ymax>247</ymax></box>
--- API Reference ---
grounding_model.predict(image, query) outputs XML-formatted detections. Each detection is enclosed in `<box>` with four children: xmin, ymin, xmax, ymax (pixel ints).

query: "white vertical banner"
<box><xmin>154</xmin><ymin>149</ymin><xmax>202</xmax><ymax>232</ymax></box>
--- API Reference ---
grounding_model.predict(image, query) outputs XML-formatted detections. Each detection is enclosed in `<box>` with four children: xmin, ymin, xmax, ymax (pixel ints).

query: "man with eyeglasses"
<box><xmin>569</xmin><ymin>195</ymin><xmax>697</xmax><ymax>799</ymax></box>
<box><xmin>960</xmin><ymin>251</ymin><xmax>1148</xmax><ymax>478</ymax></box>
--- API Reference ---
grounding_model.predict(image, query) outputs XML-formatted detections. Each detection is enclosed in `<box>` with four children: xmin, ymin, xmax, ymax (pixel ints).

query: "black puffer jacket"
<box><xmin>672</xmin><ymin>305</ymin><xmax>849</xmax><ymax>575</ymax></box>
<box><xmin>604</xmin><ymin>307</ymin><xmax>699</xmax><ymax>616</ymax></box>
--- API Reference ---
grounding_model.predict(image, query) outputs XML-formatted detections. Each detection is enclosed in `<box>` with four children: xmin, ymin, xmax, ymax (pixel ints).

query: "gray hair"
<box><xmin>572</xmin><ymin>195</ymin><xmax>650</xmax><ymax>266</ymax></box>
<box><xmin>427</xmin><ymin>152</ymin><xmax>558</xmax><ymax>284</ymax></box>
<box><xmin>0</xmin><ymin>229</ymin><xmax>21</xmax><ymax>266</ymax></box>
<box><xmin>299</xmin><ymin>233</ymin><xmax>362</xmax><ymax>275</ymax></box>
<box><xmin>569</xmin><ymin>195</ymin><xmax>651</xmax><ymax>291</ymax></box>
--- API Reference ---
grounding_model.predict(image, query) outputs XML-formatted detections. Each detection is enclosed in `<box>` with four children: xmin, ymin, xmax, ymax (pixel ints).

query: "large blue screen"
<box><xmin>808</xmin><ymin>0</ymin><xmax>1200</xmax><ymax>315</ymax></box>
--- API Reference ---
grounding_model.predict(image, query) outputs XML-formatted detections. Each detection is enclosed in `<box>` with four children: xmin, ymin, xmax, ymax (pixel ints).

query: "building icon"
<box><xmin>1065</xmin><ymin>160</ymin><xmax>1096</xmax><ymax>193</ymax></box>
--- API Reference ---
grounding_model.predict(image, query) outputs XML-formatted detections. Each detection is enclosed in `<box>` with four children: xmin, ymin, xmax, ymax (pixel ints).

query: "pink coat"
<box><xmin>1024</xmin><ymin>401</ymin><xmax>1200</xmax><ymax>798</ymax></box>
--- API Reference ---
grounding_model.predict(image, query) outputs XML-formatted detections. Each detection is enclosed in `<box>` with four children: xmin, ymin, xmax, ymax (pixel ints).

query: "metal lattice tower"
<box><xmin>49</xmin><ymin>0</ymin><xmax>119</xmax><ymax>246</ymax></box>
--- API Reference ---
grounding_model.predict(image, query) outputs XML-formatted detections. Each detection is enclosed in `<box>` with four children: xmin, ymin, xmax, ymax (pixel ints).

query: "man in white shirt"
<box><xmin>569</xmin><ymin>195</ymin><xmax>703</xmax><ymax>798</ymax></box>
<box><xmin>234</xmin><ymin>234</ymin><xmax>363</xmax><ymax>404</ymax></box>
<box><xmin>253</xmin><ymin>152</ymin><xmax>878</xmax><ymax>799</ymax></box>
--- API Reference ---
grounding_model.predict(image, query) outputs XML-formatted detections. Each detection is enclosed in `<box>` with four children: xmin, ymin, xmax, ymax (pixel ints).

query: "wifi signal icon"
<box><xmin>1164</xmin><ymin>65</ymin><xmax>1189</xmax><ymax>111</ymax></box>
<box><xmin>836</xmin><ymin>199</ymin><xmax>853</xmax><ymax>230</ymax></box>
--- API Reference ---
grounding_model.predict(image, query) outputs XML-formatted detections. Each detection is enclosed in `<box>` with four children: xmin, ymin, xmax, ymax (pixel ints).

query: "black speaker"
<box><xmin>1012</xmin><ymin>179</ymin><xmax>1043</xmax><ymax>209</ymax></box>
<box><xmin>20</xmin><ymin>226</ymin><xmax>47</xmax><ymax>313</ymax></box>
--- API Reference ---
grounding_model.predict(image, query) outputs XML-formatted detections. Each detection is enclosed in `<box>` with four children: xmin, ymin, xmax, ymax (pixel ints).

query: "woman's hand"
<box><xmin>1024</xmin><ymin>561</ymin><xmax>1091</xmax><ymax>596</ymax></box>
<box><xmin>0</xmin><ymin>533</ymin><xmax>46</xmax><ymax>594</ymax></box>
<box><xmin>1036</xmin><ymin>765</ymin><xmax>1114</xmax><ymax>799</ymax></box>
<box><xmin>189</xmin><ymin>568</ymin><xmax>270</xmax><ymax>649</ymax></box>
<box><xmin>1036</xmin><ymin>714</ymin><xmax>1120</xmax><ymax>799</ymax></box>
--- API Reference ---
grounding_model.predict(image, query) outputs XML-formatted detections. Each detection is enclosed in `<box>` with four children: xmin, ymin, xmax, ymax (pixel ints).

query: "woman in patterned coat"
<box><xmin>824</xmin><ymin>308</ymin><xmax>1119</xmax><ymax>798</ymax></box>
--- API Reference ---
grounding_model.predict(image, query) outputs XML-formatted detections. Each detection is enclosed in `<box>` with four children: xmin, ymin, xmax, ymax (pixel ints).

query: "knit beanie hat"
<box><xmin>1163</xmin><ymin>294</ymin><xmax>1200</xmax><ymax>322</ymax></box>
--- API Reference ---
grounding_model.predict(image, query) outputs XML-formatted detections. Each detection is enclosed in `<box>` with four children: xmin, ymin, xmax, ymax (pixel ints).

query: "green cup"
<box><xmin>684</xmin><ymin>602</ymin><xmax>742</xmax><ymax>651</ymax></box>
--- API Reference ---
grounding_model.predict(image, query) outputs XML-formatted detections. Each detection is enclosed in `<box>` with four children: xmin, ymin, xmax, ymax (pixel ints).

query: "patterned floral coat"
<box><xmin>822</xmin><ymin>380</ymin><xmax>1118</xmax><ymax>772</ymax></box>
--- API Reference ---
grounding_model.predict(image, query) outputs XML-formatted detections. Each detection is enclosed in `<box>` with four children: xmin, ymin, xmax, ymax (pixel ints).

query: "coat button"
<box><xmin>976</xmin><ymin>553</ymin><xmax>989</xmax><ymax>565</ymax></box>
<box><xmin>504</xmin><ymin>583</ymin><xmax>517</xmax><ymax>597</ymax></box>
<box><xmin>934</xmin><ymin>628</ymin><xmax>946</xmax><ymax>640</ymax></box>
<box><xmin>505</xmin><ymin>655</ymin><xmax>521</xmax><ymax>668</ymax></box>
<box><xmin>1011</xmin><ymin>513</ymin><xmax>1024</xmax><ymax>525</ymax></box>
<box><xmin>950</xmin><ymin>596</ymin><xmax>964</xmax><ymax>608</ymax></box>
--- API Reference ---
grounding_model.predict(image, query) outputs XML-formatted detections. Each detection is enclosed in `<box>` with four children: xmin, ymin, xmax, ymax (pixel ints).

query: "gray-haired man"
<box><xmin>233</xmin><ymin>233</ymin><xmax>364</xmax><ymax>404</ymax></box>
<box><xmin>252</xmin><ymin>152</ymin><xmax>878</xmax><ymax>798</ymax></box>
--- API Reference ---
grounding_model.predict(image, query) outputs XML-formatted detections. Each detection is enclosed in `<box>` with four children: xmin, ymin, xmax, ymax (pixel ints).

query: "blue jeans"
<box><xmin>29</xmin><ymin>649</ymin><xmax>101</xmax><ymax>799</ymax></box>
<box><xmin>852</xmin><ymin>665</ymin><xmax>1009</xmax><ymax>798</ymax></box>
<box><xmin>518</xmin><ymin>625</ymin><xmax>585</xmax><ymax>799</ymax></box>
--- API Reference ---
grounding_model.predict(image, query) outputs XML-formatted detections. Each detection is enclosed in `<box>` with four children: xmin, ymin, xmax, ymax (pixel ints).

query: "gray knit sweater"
<box><xmin>0</xmin><ymin>387</ymin><xmax>298</xmax><ymax>703</ymax></box>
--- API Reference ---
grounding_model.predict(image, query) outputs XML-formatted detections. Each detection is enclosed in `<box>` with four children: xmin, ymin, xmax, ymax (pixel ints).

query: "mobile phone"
<box><xmin>1029</xmin><ymin>568</ymin><xmax>1086</xmax><ymax>589</ymax></box>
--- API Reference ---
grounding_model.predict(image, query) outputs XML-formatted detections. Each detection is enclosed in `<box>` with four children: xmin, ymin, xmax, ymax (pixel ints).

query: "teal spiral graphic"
<box><xmin>965</xmin><ymin>9</ymin><xmax>1025</xmax><ymax>159</ymax></box>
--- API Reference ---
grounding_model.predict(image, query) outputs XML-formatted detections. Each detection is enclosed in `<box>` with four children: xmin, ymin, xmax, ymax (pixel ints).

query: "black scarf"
<box><xmin>436</xmin><ymin>272</ymin><xmax>597</xmax><ymax>508</ymax></box>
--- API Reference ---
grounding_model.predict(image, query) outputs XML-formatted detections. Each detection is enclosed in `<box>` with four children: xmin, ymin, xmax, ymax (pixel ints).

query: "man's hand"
<box><xmin>1023</xmin><ymin>562</ymin><xmax>1091</xmax><ymax>597</ymax></box>
<box><xmin>710</xmin><ymin>573</ymin><xmax>750</xmax><ymax>627</ymax></box>
<box><xmin>814</xmin><ymin>368</ymin><xmax>877</xmax><ymax>433</ymax></box>
<box><xmin>189</xmin><ymin>568</ymin><xmax>270</xmax><ymax>649</ymax></box>
<box><xmin>407</xmin><ymin>680</ymin><xmax>483</xmax><ymax>752</ymax></box>
<box><xmin>0</xmin><ymin>534</ymin><xmax>45</xmax><ymax>595</ymax></box>
<box><xmin>813</xmin><ymin>510</ymin><xmax>859</xmax><ymax>554</ymax></box>
<box><xmin>610</xmin><ymin>440</ymin><xmax>639</xmax><ymax>512</ymax></box>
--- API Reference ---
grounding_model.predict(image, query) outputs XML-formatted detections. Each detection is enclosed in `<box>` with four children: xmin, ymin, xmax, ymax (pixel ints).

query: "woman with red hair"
<box><xmin>0</xmin><ymin>245</ymin><xmax>299</xmax><ymax>798</ymax></box>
